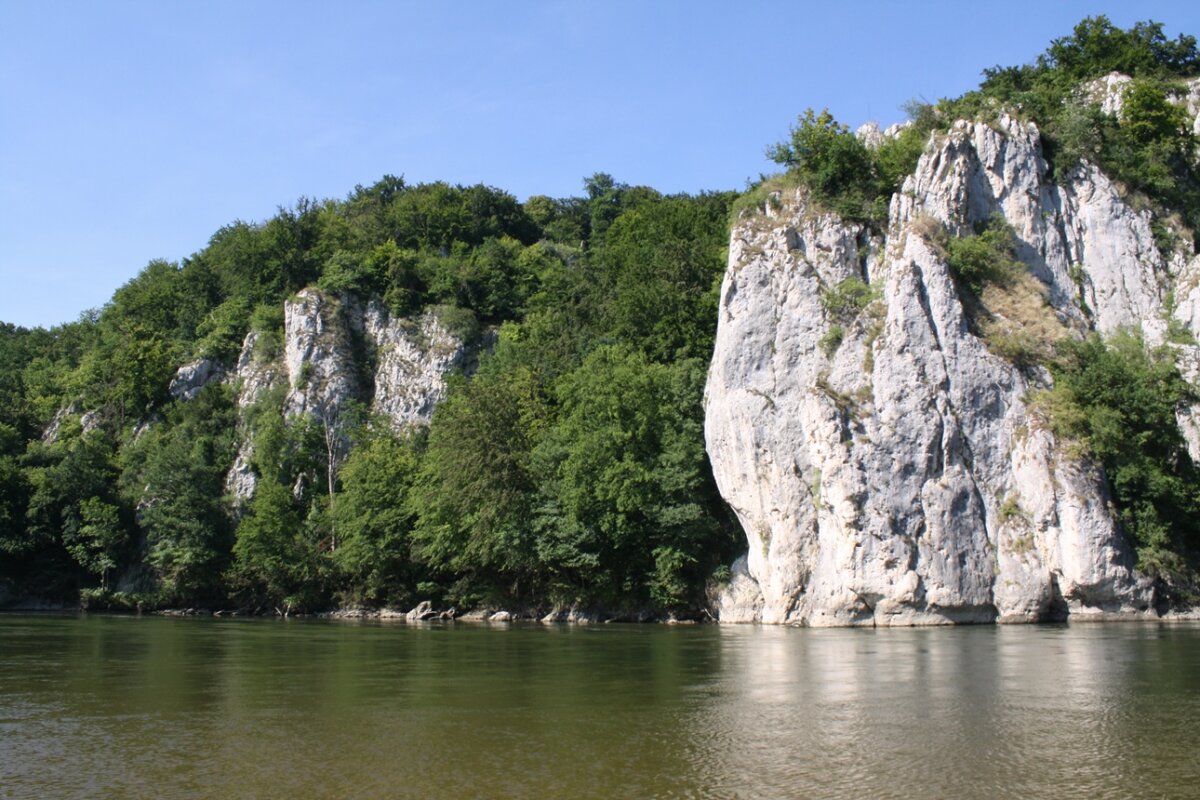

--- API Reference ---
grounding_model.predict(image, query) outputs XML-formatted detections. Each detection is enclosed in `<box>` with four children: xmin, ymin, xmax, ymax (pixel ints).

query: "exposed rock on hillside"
<box><xmin>362</xmin><ymin>301</ymin><xmax>474</xmax><ymax>430</ymax></box>
<box><xmin>225</xmin><ymin>329</ymin><xmax>285</xmax><ymax>501</ymax></box>
<box><xmin>282</xmin><ymin>289</ymin><xmax>360</xmax><ymax>423</ymax></box>
<box><xmin>169</xmin><ymin>359</ymin><xmax>227</xmax><ymax>401</ymax></box>
<box><xmin>706</xmin><ymin>112</ymin><xmax>1200</xmax><ymax>625</ymax></box>
<box><xmin>224</xmin><ymin>288</ymin><xmax>474</xmax><ymax>503</ymax></box>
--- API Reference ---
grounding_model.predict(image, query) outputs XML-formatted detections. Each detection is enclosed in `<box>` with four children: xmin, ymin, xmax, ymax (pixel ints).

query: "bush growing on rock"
<box><xmin>820</xmin><ymin>277</ymin><xmax>879</xmax><ymax>322</ymax></box>
<box><xmin>1037</xmin><ymin>331</ymin><xmax>1200</xmax><ymax>598</ymax></box>
<box><xmin>767</xmin><ymin>109</ymin><xmax>883</xmax><ymax>223</ymax></box>
<box><xmin>943</xmin><ymin>217</ymin><xmax>1023</xmax><ymax>297</ymax></box>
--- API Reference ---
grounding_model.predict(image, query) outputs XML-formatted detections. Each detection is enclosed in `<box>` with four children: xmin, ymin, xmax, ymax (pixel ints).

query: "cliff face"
<box><xmin>705</xmin><ymin>108</ymin><xmax>1200</xmax><ymax>625</ymax></box>
<box><xmin>210</xmin><ymin>288</ymin><xmax>474</xmax><ymax>504</ymax></box>
<box><xmin>361</xmin><ymin>301</ymin><xmax>477</xmax><ymax>429</ymax></box>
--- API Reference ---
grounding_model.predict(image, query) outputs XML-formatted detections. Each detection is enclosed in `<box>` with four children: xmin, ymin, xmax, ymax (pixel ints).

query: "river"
<box><xmin>1</xmin><ymin>615</ymin><xmax>1198</xmax><ymax>799</ymax></box>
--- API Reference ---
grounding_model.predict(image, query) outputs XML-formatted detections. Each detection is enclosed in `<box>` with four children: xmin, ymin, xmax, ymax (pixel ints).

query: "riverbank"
<box><xmin>5</xmin><ymin>597</ymin><xmax>1200</xmax><ymax>625</ymax></box>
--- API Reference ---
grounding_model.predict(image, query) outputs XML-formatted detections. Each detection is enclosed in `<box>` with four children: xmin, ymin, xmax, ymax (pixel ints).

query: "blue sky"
<box><xmin>3</xmin><ymin>1</ymin><xmax>1200</xmax><ymax>328</ymax></box>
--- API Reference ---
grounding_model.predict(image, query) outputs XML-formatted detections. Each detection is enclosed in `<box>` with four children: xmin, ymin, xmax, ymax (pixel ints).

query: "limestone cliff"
<box><xmin>705</xmin><ymin>103</ymin><xmax>1200</xmax><ymax>625</ymax></box>
<box><xmin>361</xmin><ymin>301</ymin><xmax>477</xmax><ymax>429</ymax></box>
<box><xmin>221</xmin><ymin>288</ymin><xmax>475</xmax><ymax>504</ymax></box>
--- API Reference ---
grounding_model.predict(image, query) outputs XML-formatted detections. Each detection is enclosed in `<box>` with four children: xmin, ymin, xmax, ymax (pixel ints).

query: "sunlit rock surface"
<box><xmin>224</xmin><ymin>288</ymin><xmax>473</xmax><ymax>504</ymax></box>
<box><xmin>704</xmin><ymin>112</ymin><xmax>1200</xmax><ymax>625</ymax></box>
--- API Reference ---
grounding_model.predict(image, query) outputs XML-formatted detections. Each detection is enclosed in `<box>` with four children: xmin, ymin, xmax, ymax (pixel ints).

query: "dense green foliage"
<box><xmin>0</xmin><ymin>171</ymin><xmax>739</xmax><ymax>615</ymax></box>
<box><xmin>331</xmin><ymin>424</ymin><xmax>422</xmax><ymax>607</ymax></box>
<box><xmin>120</xmin><ymin>385</ymin><xmax>238</xmax><ymax>603</ymax></box>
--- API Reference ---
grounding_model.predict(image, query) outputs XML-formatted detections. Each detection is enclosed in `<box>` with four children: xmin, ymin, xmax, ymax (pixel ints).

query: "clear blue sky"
<box><xmin>3</xmin><ymin>1</ymin><xmax>1199</xmax><ymax>328</ymax></box>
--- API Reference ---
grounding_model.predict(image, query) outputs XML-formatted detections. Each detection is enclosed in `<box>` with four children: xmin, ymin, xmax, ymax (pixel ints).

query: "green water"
<box><xmin>1</xmin><ymin>616</ymin><xmax>1198</xmax><ymax>799</ymax></box>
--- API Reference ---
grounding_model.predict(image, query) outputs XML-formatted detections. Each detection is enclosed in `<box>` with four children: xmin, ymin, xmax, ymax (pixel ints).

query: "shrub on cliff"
<box><xmin>1038</xmin><ymin>331</ymin><xmax>1200</xmax><ymax>597</ymax></box>
<box><xmin>943</xmin><ymin>217</ymin><xmax>1023</xmax><ymax>297</ymax></box>
<box><xmin>762</xmin><ymin>101</ymin><xmax>938</xmax><ymax>228</ymax></box>
<box><xmin>767</xmin><ymin>109</ymin><xmax>884</xmax><ymax>223</ymax></box>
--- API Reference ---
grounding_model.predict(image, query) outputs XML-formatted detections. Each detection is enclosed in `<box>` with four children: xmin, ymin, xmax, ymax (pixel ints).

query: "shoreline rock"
<box><xmin>5</xmin><ymin>600</ymin><xmax>1198</xmax><ymax>626</ymax></box>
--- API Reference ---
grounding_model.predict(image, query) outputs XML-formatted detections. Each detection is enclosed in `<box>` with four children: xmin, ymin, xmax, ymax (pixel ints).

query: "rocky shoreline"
<box><xmin>319</xmin><ymin>603</ymin><xmax>704</xmax><ymax>624</ymax></box>
<box><xmin>0</xmin><ymin>594</ymin><xmax>705</xmax><ymax>623</ymax></box>
<box><xmin>4</xmin><ymin>597</ymin><xmax>1199</xmax><ymax>624</ymax></box>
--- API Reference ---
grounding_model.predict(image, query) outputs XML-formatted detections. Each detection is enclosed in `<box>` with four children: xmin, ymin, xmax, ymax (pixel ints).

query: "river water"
<box><xmin>1</xmin><ymin>615</ymin><xmax>1198</xmax><ymax>799</ymax></box>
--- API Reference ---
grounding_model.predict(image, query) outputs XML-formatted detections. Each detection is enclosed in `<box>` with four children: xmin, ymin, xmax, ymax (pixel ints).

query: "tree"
<box><xmin>332</xmin><ymin>423</ymin><xmax>421</xmax><ymax>605</ymax></box>
<box><xmin>532</xmin><ymin>347</ymin><xmax>737</xmax><ymax>610</ymax></box>
<box><xmin>124</xmin><ymin>386</ymin><xmax>236</xmax><ymax>602</ymax></box>
<box><xmin>308</xmin><ymin>398</ymin><xmax>362</xmax><ymax>553</ymax></box>
<box><xmin>1043</xmin><ymin>17</ymin><xmax>1200</xmax><ymax>81</ymax></box>
<box><xmin>193</xmin><ymin>296</ymin><xmax>253</xmax><ymax>363</ymax></box>
<box><xmin>411</xmin><ymin>367</ymin><xmax>550</xmax><ymax>604</ymax></box>
<box><xmin>22</xmin><ymin>430</ymin><xmax>128</xmax><ymax>595</ymax></box>
<box><xmin>62</xmin><ymin>497</ymin><xmax>123</xmax><ymax>590</ymax></box>
<box><xmin>1090</xmin><ymin>78</ymin><xmax>1200</xmax><ymax>209</ymax></box>
<box><xmin>0</xmin><ymin>423</ymin><xmax>30</xmax><ymax>570</ymax></box>
<box><xmin>767</xmin><ymin>108</ymin><xmax>882</xmax><ymax>222</ymax></box>
<box><xmin>232</xmin><ymin>477</ymin><xmax>315</xmax><ymax>612</ymax></box>
<box><xmin>73</xmin><ymin>320</ymin><xmax>178</xmax><ymax>427</ymax></box>
<box><xmin>1042</xmin><ymin>331</ymin><xmax>1200</xmax><ymax>595</ymax></box>
<box><xmin>597</xmin><ymin>193</ymin><xmax>734</xmax><ymax>361</ymax></box>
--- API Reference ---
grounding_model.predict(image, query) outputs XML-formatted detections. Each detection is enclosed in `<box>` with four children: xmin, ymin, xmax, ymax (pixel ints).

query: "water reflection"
<box><xmin>1</xmin><ymin>617</ymin><xmax>1198</xmax><ymax>799</ymax></box>
<box><xmin>692</xmin><ymin>624</ymin><xmax>1200</xmax><ymax>799</ymax></box>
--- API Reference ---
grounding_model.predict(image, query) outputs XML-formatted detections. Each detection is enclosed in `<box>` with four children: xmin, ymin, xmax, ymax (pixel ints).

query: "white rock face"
<box><xmin>856</xmin><ymin>122</ymin><xmax>883</xmax><ymax>149</ymax></box>
<box><xmin>714</xmin><ymin>555</ymin><xmax>764</xmax><ymax>623</ymax></box>
<box><xmin>705</xmin><ymin>113</ymin><xmax>1183</xmax><ymax>626</ymax></box>
<box><xmin>225</xmin><ymin>330</ymin><xmax>285</xmax><ymax>502</ymax></box>
<box><xmin>857</xmin><ymin>121</ymin><xmax>907</xmax><ymax>150</ymax></box>
<box><xmin>362</xmin><ymin>302</ymin><xmax>472</xmax><ymax>429</ymax></box>
<box><xmin>283</xmin><ymin>289</ymin><xmax>360</xmax><ymax>424</ymax></box>
<box><xmin>169</xmin><ymin>358</ymin><xmax>227</xmax><ymax>401</ymax></box>
<box><xmin>223</xmin><ymin>288</ymin><xmax>472</xmax><ymax>503</ymax></box>
<box><xmin>1081</xmin><ymin>72</ymin><xmax>1133</xmax><ymax>117</ymax></box>
<box><xmin>40</xmin><ymin>403</ymin><xmax>104</xmax><ymax>443</ymax></box>
<box><xmin>231</xmin><ymin>330</ymin><xmax>285</xmax><ymax>412</ymax></box>
<box><xmin>1166</xmin><ymin>76</ymin><xmax>1200</xmax><ymax>135</ymax></box>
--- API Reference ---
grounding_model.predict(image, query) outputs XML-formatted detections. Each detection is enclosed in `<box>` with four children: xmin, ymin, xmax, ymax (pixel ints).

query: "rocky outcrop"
<box><xmin>169</xmin><ymin>359</ymin><xmax>227</xmax><ymax>401</ymax></box>
<box><xmin>856</xmin><ymin>121</ymin><xmax>908</xmax><ymax>148</ymax></box>
<box><xmin>361</xmin><ymin>302</ymin><xmax>474</xmax><ymax>429</ymax></box>
<box><xmin>1170</xmin><ymin>76</ymin><xmax>1200</xmax><ymax>136</ymax></box>
<box><xmin>41</xmin><ymin>403</ymin><xmax>80</xmax><ymax>443</ymax></box>
<box><xmin>1084</xmin><ymin>71</ymin><xmax>1200</xmax><ymax>136</ymax></box>
<box><xmin>224</xmin><ymin>328</ymin><xmax>285</xmax><ymax>502</ymax></box>
<box><xmin>41</xmin><ymin>403</ymin><xmax>102</xmax><ymax>443</ymax></box>
<box><xmin>223</xmin><ymin>288</ymin><xmax>474</xmax><ymax>504</ymax></box>
<box><xmin>45</xmin><ymin>355</ymin><xmax>224</xmax><ymax>444</ymax></box>
<box><xmin>1080</xmin><ymin>72</ymin><xmax>1133</xmax><ymax>117</ymax></box>
<box><xmin>704</xmin><ymin>112</ymin><xmax>1200</xmax><ymax>626</ymax></box>
<box><xmin>282</xmin><ymin>290</ymin><xmax>359</xmax><ymax>424</ymax></box>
